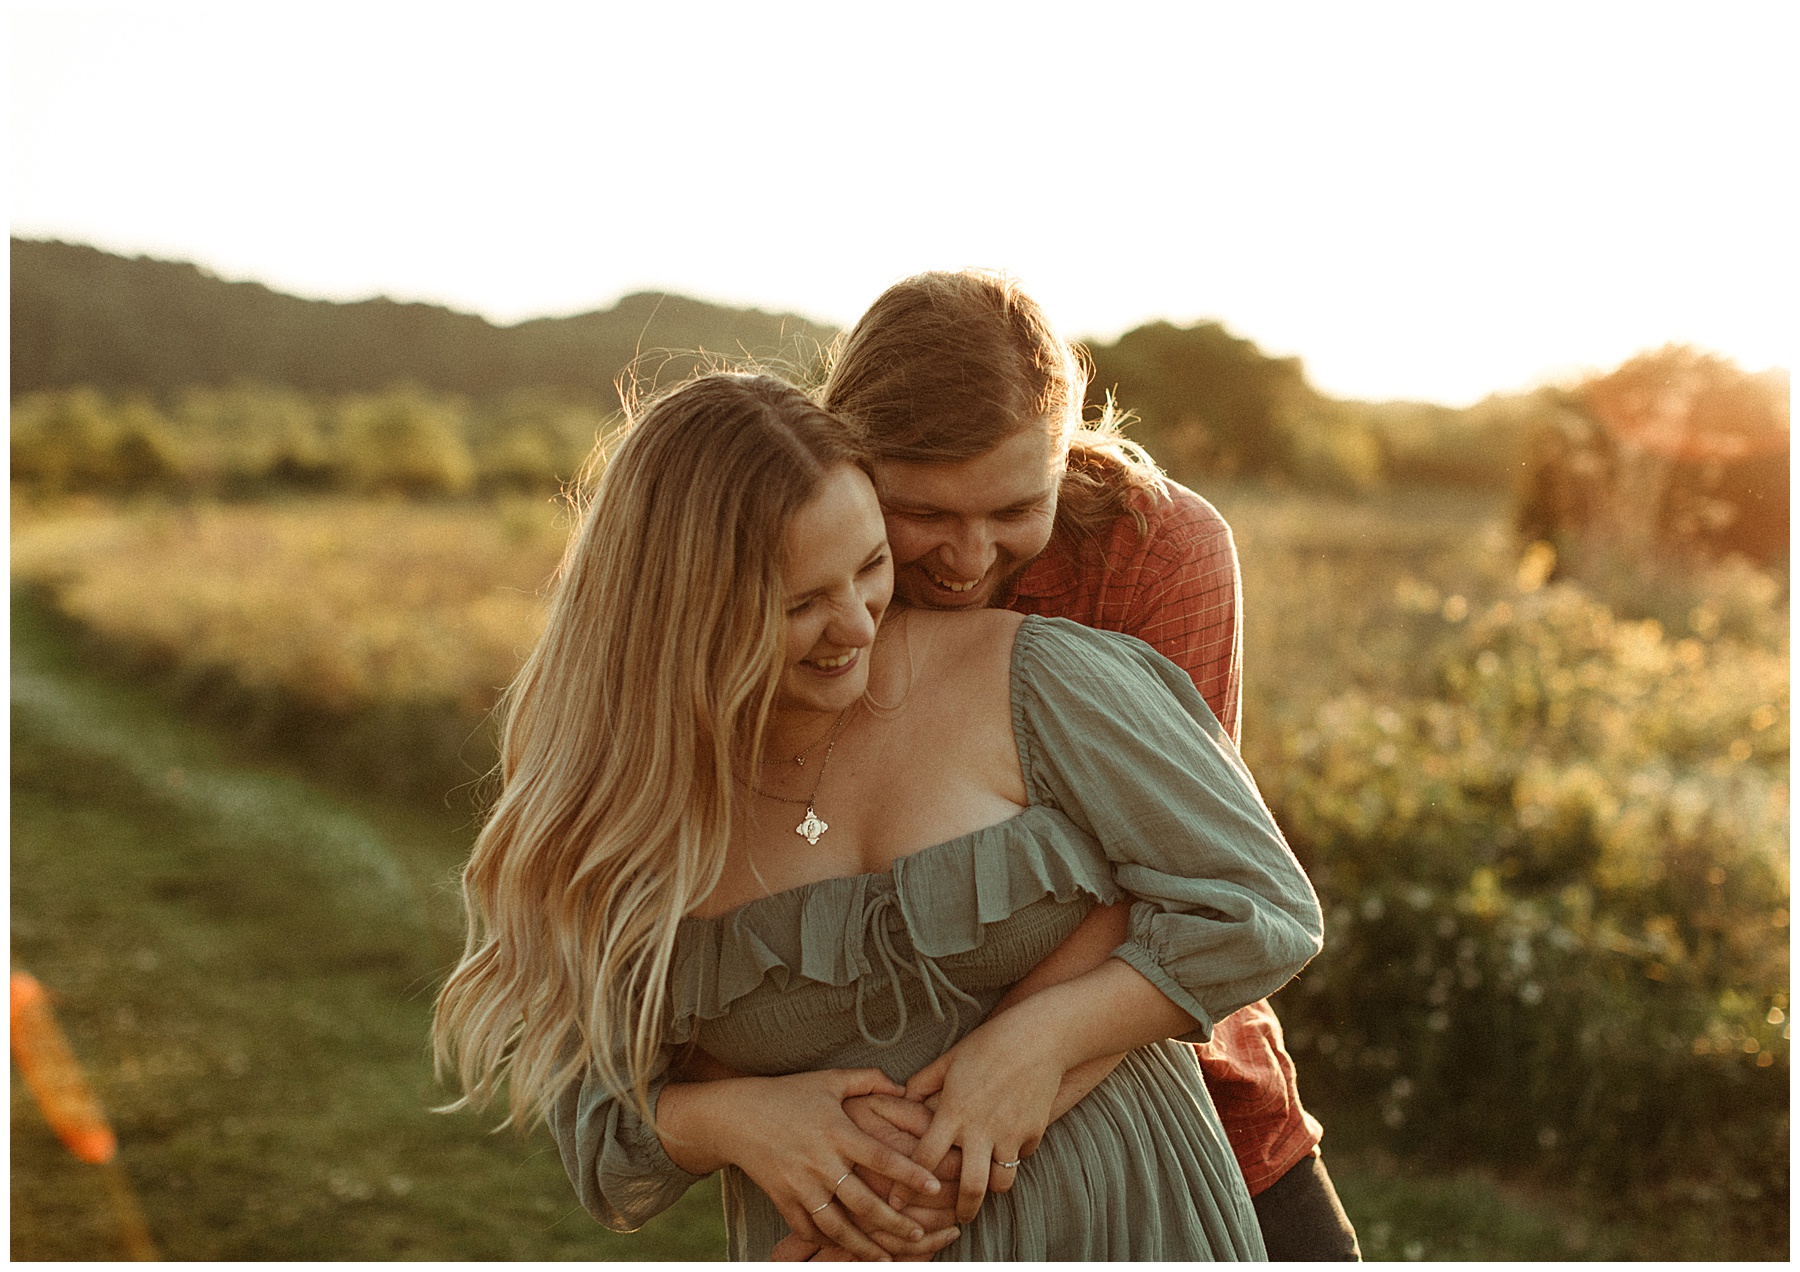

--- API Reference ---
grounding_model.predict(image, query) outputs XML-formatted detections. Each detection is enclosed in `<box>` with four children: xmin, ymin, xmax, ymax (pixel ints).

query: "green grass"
<box><xmin>1319</xmin><ymin>1139</ymin><xmax>1799</xmax><ymax>1261</ymax></box>
<box><xmin>1321</xmin><ymin>1148</ymin><xmax>1632</xmax><ymax>1261</ymax></box>
<box><xmin>10</xmin><ymin>591</ymin><xmax>725</xmax><ymax>1260</ymax></box>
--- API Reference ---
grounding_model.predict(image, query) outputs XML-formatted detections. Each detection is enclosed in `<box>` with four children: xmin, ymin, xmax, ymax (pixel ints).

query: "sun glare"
<box><xmin>9</xmin><ymin>3</ymin><xmax>1793</xmax><ymax>405</ymax></box>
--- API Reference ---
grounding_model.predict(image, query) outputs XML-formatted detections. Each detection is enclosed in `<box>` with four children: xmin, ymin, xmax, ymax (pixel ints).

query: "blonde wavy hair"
<box><xmin>432</xmin><ymin>372</ymin><xmax>866</xmax><ymax>1128</ymax></box>
<box><xmin>821</xmin><ymin>269</ymin><xmax>1166</xmax><ymax>545</ymax></box>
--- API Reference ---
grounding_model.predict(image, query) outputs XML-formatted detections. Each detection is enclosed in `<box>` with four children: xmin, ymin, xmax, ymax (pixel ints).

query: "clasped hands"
<box><xmin>666</xmin><ymin>1006</ymin><xmax>1078</xmax><ymax>1261</ymax></box>
<box><xmin>767</xmin><ymin>1015</ymin><xmax>1068</xmax><ymax>1262</ymax></box>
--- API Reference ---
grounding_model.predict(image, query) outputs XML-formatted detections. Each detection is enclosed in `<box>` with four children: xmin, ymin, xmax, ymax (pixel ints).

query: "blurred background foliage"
<box><xmin>1225</xmin><ymin>490</ymin><xmax>1786</xmax><ymax>1235</ymax></box>
<box><xmin>10</xmin><ymin>237</ymin><xmax>1789</xmax><ymax>1259</ymax></box>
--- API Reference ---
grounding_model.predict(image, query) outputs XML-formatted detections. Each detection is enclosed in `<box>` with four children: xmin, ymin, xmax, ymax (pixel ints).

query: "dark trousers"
<box><xmin>1251</xmin><ymin>1151</ymin><xmax>1361</xmax><ymax>1261</ymax></box>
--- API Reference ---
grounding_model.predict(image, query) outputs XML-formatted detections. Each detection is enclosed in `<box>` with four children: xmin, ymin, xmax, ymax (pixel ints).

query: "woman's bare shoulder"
<box><xmin>901</xmin><ymin>606</ymin><xmax>1024</xmax><ymax>667</ymax></box>
<box><xmin>895</xmin><ymin>608</ymin><xmax>1026</xmax><ymax>795</ymax></box>
<box><xmin>891</xmin><ymin>608</ymin><xmax>1022</xmax><ymax>718</ymax></box>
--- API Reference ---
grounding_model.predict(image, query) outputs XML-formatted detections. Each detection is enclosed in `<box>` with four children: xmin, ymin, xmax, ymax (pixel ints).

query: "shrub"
<box><xmin>10</xmin><ymin>385</ymin><xmax>616</xmax><ymax>498</ymax></box>
<box><xmin>336</xmin><ymin>387</ymin><xmax>476</xmax><ymax>496</ymax></box>
<box><xmin>1248</xmin><ymin>523</ymin><xmax>1788</xmax><ymax>1203</ymax></box>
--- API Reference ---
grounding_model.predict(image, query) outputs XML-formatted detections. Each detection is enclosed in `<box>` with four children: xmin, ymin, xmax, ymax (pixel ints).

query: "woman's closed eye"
<box><xmin>786</xmin><ymin>558</ymin><xmax>884</xmax><ymax>615</ymax></box>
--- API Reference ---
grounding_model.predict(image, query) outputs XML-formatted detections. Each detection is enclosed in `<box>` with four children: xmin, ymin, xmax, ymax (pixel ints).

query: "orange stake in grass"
<box><xmin>10</xmin><ymin>971</ymin><xmax>119</xmax><ymax>1165</ymax></box>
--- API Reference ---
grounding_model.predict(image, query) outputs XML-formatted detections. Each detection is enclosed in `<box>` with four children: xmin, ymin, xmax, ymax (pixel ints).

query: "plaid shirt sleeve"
<box><xmin>1119</xmin><ymin>487</ymin><xmax>1244</xmax><ymax>745</ymax></box>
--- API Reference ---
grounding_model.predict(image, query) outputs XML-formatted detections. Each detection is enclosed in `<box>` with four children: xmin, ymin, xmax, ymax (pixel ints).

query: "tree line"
<box><xmin>12</xmin><ymin>238</ymin><xmax>1789</xmax><ymax>569</ymax></box>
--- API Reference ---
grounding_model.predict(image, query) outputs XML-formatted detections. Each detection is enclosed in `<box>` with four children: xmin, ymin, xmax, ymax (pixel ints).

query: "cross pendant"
<box><xmin>796</xmin><ymin>807</ymin><xmax>829</xmax><ymax>845</ymax></box>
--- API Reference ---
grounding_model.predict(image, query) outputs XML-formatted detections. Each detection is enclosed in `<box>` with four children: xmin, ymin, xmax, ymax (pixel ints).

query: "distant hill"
<box><xmin>9</xmin><ymin>238</ymin><xmax>837</xmax><ymax>402</ymax></box>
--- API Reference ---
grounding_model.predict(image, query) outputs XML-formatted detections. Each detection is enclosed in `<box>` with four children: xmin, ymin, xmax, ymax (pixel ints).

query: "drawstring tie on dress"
<box><xmin>851</xmin><ymin>889</ymin><xmax>980</xmax><ymax>1048</ymax></box>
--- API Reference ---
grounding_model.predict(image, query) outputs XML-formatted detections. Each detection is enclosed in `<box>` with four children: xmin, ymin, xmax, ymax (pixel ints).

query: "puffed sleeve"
<box><xmin>1012</xmin><ymin>616</ymin><xmax>1323</xmax><ymax>1040</ymax></box>
<box><xmin>546</xmin><ymin>1061</ymin><xmax>709</xmax><ymax>1232</ymax></box>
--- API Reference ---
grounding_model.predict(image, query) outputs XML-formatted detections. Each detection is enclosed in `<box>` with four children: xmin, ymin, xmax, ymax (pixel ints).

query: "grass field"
<box><xmin>10</xmin><ymin>484</ymin><xmax>1787</xmax><ymax>1260</ymax></box>
<box><xmin>9</xmin><ymin>594</ymin><xmax>725</xmax><ymax>1260</ymax></box>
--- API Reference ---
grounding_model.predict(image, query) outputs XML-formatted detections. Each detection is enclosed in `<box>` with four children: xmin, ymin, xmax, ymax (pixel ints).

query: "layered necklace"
<box><xmin>754</xmin><ymin>704</ymin><xmax>854</xmax><ymax>845</ymax></box>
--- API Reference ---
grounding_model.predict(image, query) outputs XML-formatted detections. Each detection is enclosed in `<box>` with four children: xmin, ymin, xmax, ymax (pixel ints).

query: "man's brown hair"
<box><xmin>821</xmin><ymin>270</ymin><xmax>1165</xmax><ymax>545</ymax></box>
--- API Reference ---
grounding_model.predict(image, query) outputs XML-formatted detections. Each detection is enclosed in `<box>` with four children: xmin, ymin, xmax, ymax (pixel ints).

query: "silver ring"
<box><xmin>995</xmin><ymin>1158</ymin><xmax>1022</xmax><ymax>1170</ymax></box>
<box><xmin>809</xmin><ymin>1168</ymin><xmax>854</xmax><ymax>1213</ymax></box>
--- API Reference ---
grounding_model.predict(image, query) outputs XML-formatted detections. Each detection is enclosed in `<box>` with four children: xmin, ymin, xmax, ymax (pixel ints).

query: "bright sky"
<box><xmin>10</xmin><ymin>1</ymin><xmax>1796</xmax><ymax>405</ymax></box>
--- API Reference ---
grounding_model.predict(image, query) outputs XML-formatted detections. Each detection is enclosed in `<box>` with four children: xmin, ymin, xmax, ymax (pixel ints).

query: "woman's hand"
<box><xmin>900</xmin><ymin>950</ymin><xmax>1204</xmax><ymax>1227</ymax></box>
<box><xmin>656</xmin><ymin>1068</ymin><xmax>946</xmax><ymax>1261</ymax></box>
<box><xmin>852</xmin><ymin>1092</ymin><xmax>1021</xmax><ymax>1215</ymax></box>
<box><xmin>901</xmin><ymin>1011</ymin><xmax>1066</xmax><ymax>1224</ymax></box>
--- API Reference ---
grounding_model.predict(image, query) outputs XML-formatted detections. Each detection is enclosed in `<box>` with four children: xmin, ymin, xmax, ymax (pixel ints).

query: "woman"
<box><xmin>432</xmin><ymin>372</ymin><xmax>1322</xmax><ymax>1260</ymax></box>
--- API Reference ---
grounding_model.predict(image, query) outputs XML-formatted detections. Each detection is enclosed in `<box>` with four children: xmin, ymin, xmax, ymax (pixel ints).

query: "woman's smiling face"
<box><xmin>777</xmin><ymin>463</ymin><xmax>893</xmax><ymax>716</ymax></box>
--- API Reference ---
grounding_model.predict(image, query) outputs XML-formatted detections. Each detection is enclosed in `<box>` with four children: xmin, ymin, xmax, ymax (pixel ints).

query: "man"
<box><xmin>820</xmin><ymin>269</ymin><xmax>1359</xmax><ymax>1260</ymax></box>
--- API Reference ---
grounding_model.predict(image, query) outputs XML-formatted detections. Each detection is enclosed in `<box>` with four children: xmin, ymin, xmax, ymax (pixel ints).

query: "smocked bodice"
<box><xmin>668</xmin><ymin>804</ymin><xmax>1122</xmax><ymax>1081</ymax></box>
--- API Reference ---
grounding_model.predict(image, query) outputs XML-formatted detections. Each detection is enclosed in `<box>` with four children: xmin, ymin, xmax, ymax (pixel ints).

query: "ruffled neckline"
<box><xmin>667</xmin><ymin>804</ymin><xmax>1119</xmax><ymax>1036</ymax></box>
<box><xmin>681</xmin><ymin>802</ymin><xmax>1038</xmax><ymax>929</ymax></box>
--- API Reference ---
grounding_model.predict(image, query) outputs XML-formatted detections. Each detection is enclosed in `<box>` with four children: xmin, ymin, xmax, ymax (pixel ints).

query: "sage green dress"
<box><xmin>550</xmin><ymin>617</ymin><xmax>1323</xmax><ymax>1260</ymax></box>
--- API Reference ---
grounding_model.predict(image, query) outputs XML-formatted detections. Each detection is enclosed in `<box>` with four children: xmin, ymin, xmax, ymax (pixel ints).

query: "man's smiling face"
<box><xmin>872</xmin><ymin>425</ymin><xmax>1063</xmax><ymax>611</ymax></box>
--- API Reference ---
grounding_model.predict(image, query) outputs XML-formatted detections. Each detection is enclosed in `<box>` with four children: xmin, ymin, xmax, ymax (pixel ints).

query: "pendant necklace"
<box><xmin>755</xmin><ymin>705</ymin><xmax>854</xmax><ymax>845</ymax></box>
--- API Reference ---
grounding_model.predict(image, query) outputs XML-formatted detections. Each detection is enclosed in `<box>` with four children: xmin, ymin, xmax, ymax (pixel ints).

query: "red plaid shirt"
<box><xmin>1004</xmin><ymin>477</ymin><xmax>1323</xmax><ymax>1195</ymax></box>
